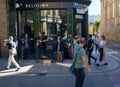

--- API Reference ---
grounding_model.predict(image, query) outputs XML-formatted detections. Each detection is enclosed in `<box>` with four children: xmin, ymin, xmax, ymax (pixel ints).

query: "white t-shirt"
<box><xmin>99</xmin><ymin>40</ymin><xmax>106</xmax><ymax>49</ymax></box>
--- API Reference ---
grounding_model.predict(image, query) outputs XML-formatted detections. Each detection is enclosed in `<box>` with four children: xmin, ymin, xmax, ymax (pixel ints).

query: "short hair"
<box><xmin>79</xmin><ymin>37</ymin><xmax>86</xmax><ymax>44</ymax></box>
<box><xmin>101</xmin><ymin>35</ymin><xmax>105</xmax><ymax>40</ymax></box>
<box><xmin>88</xmin><ymin>34</ymin><xmax>92</xmax><ymax>38</ymax></box>
<box><xmin>74</xmin><ymin>35</ymin><xmax>79</xmax><ymax>39</ymax></box>
<box><xmin>9</xmin><ymin>36</ymin><xmax>13</xmax><ymax>40</ymax></box>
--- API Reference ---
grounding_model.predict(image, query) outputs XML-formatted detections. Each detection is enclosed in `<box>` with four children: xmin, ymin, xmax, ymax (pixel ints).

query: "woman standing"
<box><xmin>96</xmin><ymin>35</ymin><xmax>108</xmax><ymax>66</ymax></box>
<box><xmin>4</xmin><ymin>36</ymin><xmax>21</xmax><ymax>71</ymax></box>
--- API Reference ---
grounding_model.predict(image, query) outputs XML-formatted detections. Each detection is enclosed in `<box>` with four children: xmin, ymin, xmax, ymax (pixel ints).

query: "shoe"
<box><xmin>94</xmin><ymin>59</ymin><xmax>97</xmax><ymax>63</ymax></box>
<box><xmin>36</xmin><ymin>60</ymin><xmax>39</xmax><ymax>63</ymax></box>
<box><xmin>103</xmin><ymin>63</ymin><xmax>108</xmax><ymax>65</ymax></box>
<box><xmin>6</xmin><ymin>68</ymin><xmax>10</xmax><ymax>70</ymax></box>
<box><xmin>96</xmin><ymin>63</ymin><xmax>100</xmax><ymax>66</ymax></box>
<box><xmin>16</xmin><ymin>68</ymin><xmax>20</xmax><ymax>71</ymax></box>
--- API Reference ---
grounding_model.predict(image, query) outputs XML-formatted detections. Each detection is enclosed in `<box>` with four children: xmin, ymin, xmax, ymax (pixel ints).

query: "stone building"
<box><xmin>0</xmin><ymin>0</ymin><xmax>91</xmax><ymax>58</ymax></box>
<box><xmin>89</xmin><ymin>23</ymin><xmax>94</xmax><ymax>35</ymax></box>
<box><xmin>0</xmin><ymin>0</ymin><xmax>8</xmax><ymax>57</ymax></box>
<box><xmin>99</xmin><ymin>0</ymin><xmax>120</xmax><ymax>42</ymax></box>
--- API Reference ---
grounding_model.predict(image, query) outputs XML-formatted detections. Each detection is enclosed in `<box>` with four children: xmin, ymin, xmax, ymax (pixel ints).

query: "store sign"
<box><xmin>75</xmin><ymin>15</ymin><xmax>83</xmax><ymax>19</ymax></box>
<box><xmin>76</xmin><ymin>8</ymin><xmax>88</xmax><ymax>14</ymax></box>
<box><xmin>17</xmin><ymin>2</ymin><xmax>89</xmax><ymax>10</ymax></box>
<box><xmin>25</xmin><ymin>3</ymin><xmax>49</xmax><ymax>8</ymax></box>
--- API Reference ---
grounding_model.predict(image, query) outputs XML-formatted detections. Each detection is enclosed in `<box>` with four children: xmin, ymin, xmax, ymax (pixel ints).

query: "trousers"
<box><xmin>75</xmin><ymin>68</ymin><xmax>85</xmax><ymax>87</ymax></box>
<box><xmin>88</xmin><ymin>48</ymin><xmax>97</xmax><ymax>65</ymax></box>
<box><xmin>7</xmin><ymin>54</ymin><xmax>20</xmax><ymax>69</ymax></box>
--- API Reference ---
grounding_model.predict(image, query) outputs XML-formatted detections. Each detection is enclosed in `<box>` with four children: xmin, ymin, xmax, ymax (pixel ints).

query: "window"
<box><xmin>107</xmin><ymin>7</ymin><xmax>109</xmax><ymax>19</ymax></box>
<box><xmin>47</xmin><ymin>10</ymin><xmax>50</xmax><ymax>15</ymax></box>
<box><xmin>118</xmin><ymin>0</ymin><xmax>120</xmax><ymax>16</ymax></box>
<box><xmin>112</xmin><ymin>3</ymin><xmax>115</xmax><ymax>18</ymax></box>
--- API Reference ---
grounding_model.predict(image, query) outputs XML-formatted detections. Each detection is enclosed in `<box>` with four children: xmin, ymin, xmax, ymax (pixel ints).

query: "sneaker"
<box><xmin>16</xmin><ymin>68</ymin><xmax>21</xmax><ymax>71</ymax></box>
<box><xmin>6</xmin><ymin>68</ymin><xmax>10</xmax><ymax>70</ymax></box>
<box><xmin>94</xmin><ymin>59</ymin><xmax>97</xmax><ymax>63</ymax></box>
<box><xmin>103</xmin><ymin>63</ymin><xmax>108</xmax><ymax>65</ymax></box>
<box><xmin>96</xmin><ymin>63</ymin><xmax>100</xmax><ymax>66</ymax></box>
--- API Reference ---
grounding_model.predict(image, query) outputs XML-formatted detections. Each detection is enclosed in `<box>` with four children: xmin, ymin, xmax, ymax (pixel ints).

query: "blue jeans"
<box><xmin>36</xmin><ymin>46</ymin><xmax>42</xmax><ymax>60</ymax></box>
<box><xmin>53</xmin><ymin>51</ymin><xmax>64</xmax><ymax>62</ymax></box>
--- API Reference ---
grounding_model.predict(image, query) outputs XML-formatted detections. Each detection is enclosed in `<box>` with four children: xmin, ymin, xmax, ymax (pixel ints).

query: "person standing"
<box><xmin>94</xmin><ymin>34</ymin><xmax>100</xmax><ymax>53</ymax></box>
<box><xmin>23</xmin><ymin>34</ymin><xmax>30</xmax><ymax>60</ymax></box>
<box><xmin>66</xmin><ymin>34</ymin><xmax>73</xmax><ymax>59</ymax></box>
<box><xmin>74</xmin><ymin>37</ymin><xmax>91</xmax><ymax>87</ymax></box>
<box><xmin>35</xmin><ymin>32</ymin><xmax>43</xmax><ymax>62</ymax></box>
<box><xmin>87</xmin><ymin>34</ymin><xmax>97</xmax><ymax>65</ymax></box>
<box><xmin>53</xmin><ymin>37</ymin><xmax>64</xmax><ymax>62</ymax></box>
<box><xmin>4</xmin><ymin>36</ymin><xmax>21</xmax><ymax>71</ymax></box>
<box><xmin>96</xmin><ymin>35</ymin><xmax>108</xmax><ymax>66</ymax></box>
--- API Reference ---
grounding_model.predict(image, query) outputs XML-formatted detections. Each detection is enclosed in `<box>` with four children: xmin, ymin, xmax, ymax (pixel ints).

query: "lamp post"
<box><xmin>14</xmin><ymin>0</ymin><xmax>21</xmax><ymax>63</ymax></box>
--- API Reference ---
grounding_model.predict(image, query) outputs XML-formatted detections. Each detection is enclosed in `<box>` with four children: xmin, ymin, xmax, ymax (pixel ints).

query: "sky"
<box><xmin>88</xmin><ymin>0</ymin><xmax>100</xmax><ymax>15</ymax></box>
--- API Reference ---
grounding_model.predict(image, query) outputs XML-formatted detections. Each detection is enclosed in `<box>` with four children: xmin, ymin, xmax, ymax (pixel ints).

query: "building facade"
<box><xmin>99</xmin><ymin>0</ymin><xmax>120</xmax><ymax>42</ymax></box>
<box><xmin>0</xmin><ymin>0</ymin><xmax>8</xmax><ymax>57</ymax></box>
<box><xmin>0</xmin><ymin>0</ymin><xmax>91</xmax><ymax>58</ymax></box>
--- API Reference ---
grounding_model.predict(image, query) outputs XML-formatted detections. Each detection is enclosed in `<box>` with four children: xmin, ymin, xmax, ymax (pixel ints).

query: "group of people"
<box><xmin>72</xmin><ymin>34</ymin><xmax>108</xmax><ymax>87</ymax></box>
<box><xmin>87</xmin><ymin>34</ymin><xmax>108</xmax><ymax>66</ymax></box>
<box><xmin>20</xmin><ymin>31</ymin><xmax>74</xmax><ymax>63</ymax></box>
<box><xmin>3</xmin><ymin>33</ymin><xmax>108</xmax><ymax>87</ymax></box>
<box><xmin>20</xmin><ymin>32</ymin><xmax>47</xmax><ymax>61</ymax></box>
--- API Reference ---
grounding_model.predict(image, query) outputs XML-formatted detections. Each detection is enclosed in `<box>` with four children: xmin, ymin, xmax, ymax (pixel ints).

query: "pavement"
<box><xmin>0</xmin><ymin>41</ymin><xmax>120</xmax><ymax>87</ymax></box>
<box><xmin>0</xmin><ymin>49</ymin><xmax>119</xmax><ymax>76</ymax></box>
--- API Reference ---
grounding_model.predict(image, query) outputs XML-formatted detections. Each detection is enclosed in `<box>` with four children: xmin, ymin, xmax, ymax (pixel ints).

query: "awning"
<box><xmin>16</xmin><ymin>0</ymin><xmax>91</xmax><ymax>5</ymax></box>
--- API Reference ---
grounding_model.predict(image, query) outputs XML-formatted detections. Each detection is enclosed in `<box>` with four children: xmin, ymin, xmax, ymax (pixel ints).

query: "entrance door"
<box><xmin>76</xmin><ymin>22</ymin><xmax>82</xmax><ymax>37</ymax></box>
<box><xmin>18</xmin><ymin>9</ymin><xmax>74</xmax><ymax>59</ymax></box>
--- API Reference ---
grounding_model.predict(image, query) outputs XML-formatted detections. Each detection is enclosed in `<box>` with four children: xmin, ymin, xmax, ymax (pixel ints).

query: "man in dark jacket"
<box><xmin>87</xmin><ymin>35</ymin><xmax>97</xmax><ymax>65</ymax></box>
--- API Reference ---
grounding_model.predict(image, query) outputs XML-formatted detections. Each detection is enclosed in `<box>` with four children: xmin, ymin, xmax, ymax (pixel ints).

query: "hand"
<box><xmin>74</xmin><ymin>38</ymin><xmax>80</xmax><ymax>43</ymax></box>
<box><xmin>4</xmin><ymin>39</ymin><xmax>8</xmax><ymax>42</ymax></box>
<box><xmin>87</xmin><ymin>67</ymin><xmax>92</xmax><ymax>74</ymax></box>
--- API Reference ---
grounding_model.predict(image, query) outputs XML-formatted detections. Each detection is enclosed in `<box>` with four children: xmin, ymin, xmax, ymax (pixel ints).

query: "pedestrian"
<box><xmin>3</xmin><ymin>36</ymin><xmax>21</xmax><ymax>71</ymax></box>
<box><xmin>87</xmin><ymin>34</ymin><xmax>97</xmax><ymax>65</ymax></box>
<box><xmin>74</xmin><ymin>37</ymin><xmax>91</xmax><ymax>87</ymax></box>
<box><xmin>35</xmin><ymin>32</ymin><xmax>43</xmax><ymax>63</ymax></box>
<box><xmin>66</xmin><ymin>34</ymin><xmax>73</xmax><ymax>58</ymax></box>
<box><xmin>96</xmin><ymin>35</ymin><xmax>108</xmax><ymax>66</ymax></box>
<box><xmin>53</xmin><ymin>37</ymin><xmax>64</xmax><ymax>62</ymax></box>
<box><xmin>22</xmin><ymin>34</ymin><xmax>30</xmax><ymax>60</ymax></box>
<box><xmin>94</xmin><ymin>34</ymin><xmax>100</xmax><ymax>53</ymax></box>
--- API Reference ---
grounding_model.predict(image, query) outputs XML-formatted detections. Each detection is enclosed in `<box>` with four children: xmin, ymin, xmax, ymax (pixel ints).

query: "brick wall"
<box><xmin>99</xmin><ymin>0</ymin><xmax>120</xmax><ymax>42</ymax></box>
<box><xmin>0</xmin><ymin>0</ymin><xmax>8</xmax><ymax>57</ymax></box>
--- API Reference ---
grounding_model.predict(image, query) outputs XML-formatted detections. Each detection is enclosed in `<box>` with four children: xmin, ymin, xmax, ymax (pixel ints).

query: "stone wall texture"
<box><xmin>99</xmin><ymin>0</ymin><xmax>120</xmax><ymax>42</ymax></box>
<box><xmin>0</xmin><ymin>0</ymin><xmax>8</xmax><ymax>57</ymax></box>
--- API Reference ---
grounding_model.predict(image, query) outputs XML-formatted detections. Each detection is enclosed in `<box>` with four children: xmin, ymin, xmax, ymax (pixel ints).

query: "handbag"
<box><xmin>56</xmin><ymin>51</ymin><xmax>62</xmax><ymax>62</ymax></box>
<box><xmin>70</xmin><ymin>47</ymin><xmax>81</xmax><ymax>75</ymax></box>
<box><xmin>70</xmin><ymin>64</ymin><xmax>76</xmax><ymax>75</ymax></box>
<box><xmin>9</xmin><ymin>48</ymin><xmax>17</xmax><ymax>55</ymax></box>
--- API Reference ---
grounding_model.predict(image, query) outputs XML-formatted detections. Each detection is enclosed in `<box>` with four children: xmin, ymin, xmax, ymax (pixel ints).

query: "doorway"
<box><xmin>18</xmin><ymin>9</ymin><xmax>74</xmax><ymax>59</ymax></box>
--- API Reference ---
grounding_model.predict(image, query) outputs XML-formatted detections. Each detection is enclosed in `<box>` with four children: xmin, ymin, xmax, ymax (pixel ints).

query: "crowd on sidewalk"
<box><xmin>2</xmin><ymin>33</ymin><xmax>108</xmax><ymax>69</ymax></box>
<box><xmin>1</xmin><ymin>33</ymin><xmax>116</xmax><ymax>87</ymax></box>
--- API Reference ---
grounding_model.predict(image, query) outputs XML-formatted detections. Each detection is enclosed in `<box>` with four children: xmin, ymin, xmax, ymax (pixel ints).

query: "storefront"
<box><xmin>12</xmin><ymin>0</ymin><xmax>91</xmax><ymax>59</ymax></box>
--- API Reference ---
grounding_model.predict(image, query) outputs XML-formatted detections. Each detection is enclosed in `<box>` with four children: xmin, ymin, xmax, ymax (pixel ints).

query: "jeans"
<box><xmin>99</xmin><ymin>48</ymin><xmax>103</xmax><ymax>62</ymax></box>
<box><xmin>36</xmin><ymin>46</ymin><xmax>42</xmax><ymax>60</ymax></box>
<box><xmin>88</xmin><ymin>48</ymin><xmax>97</xmax><ymax>65</ymax></box>
<box><xmin>95</xmin><ymin>43</ymin><xmax>99</xmax><ymax>52</ymax></box>
<box><xmin>75</xmin><ymin>68</ymin><xmax>85</xmax><ymax>87</ymax></box>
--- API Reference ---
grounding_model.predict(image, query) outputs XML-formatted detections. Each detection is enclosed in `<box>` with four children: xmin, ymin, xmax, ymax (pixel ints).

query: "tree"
<box><xmin>94</xmin><ymin>19</ymin><xmax>100</xmax><ymax>34</ymax></box>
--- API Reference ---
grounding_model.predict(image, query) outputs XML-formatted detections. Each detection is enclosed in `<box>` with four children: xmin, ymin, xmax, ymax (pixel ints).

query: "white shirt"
<box><xmin>99</xmin><ymin>40</ymin><xmax>106</xmax><ymax>49</ymax></box>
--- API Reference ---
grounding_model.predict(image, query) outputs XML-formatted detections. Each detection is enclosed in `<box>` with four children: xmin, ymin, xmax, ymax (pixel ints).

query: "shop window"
<box><xmin>112</xmin><ymin>3</ymin><xmax>115</xmax><ymax>18</ymax></box>
<box><xmin>118</xmin><ymin>0</ymin><xmax>120</xmax><ymax>16</ymax></box>
<box><xmin>107</xmin><ymin>7</ymin><xmax>109</xmax><ymax>19</ymax></box>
